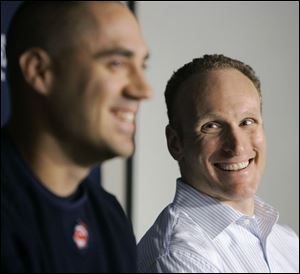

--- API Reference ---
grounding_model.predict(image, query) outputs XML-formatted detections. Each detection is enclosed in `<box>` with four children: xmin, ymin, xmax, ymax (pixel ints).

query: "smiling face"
<box><xmin>46</xmin><ymin>3</ymin><xmax>152</xmax><ymax>165</ymax></box>
<box><xmin>168</xmin><ymin>69</ymin><xmax>266</xmax><ymax>211</ymax></box>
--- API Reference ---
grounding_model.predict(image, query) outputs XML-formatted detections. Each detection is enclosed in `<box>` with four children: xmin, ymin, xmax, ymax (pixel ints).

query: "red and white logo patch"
<box><xmin>73</xmin><ymin>221</ymin><xmax>89</xmax><ymax>249</ymax></box>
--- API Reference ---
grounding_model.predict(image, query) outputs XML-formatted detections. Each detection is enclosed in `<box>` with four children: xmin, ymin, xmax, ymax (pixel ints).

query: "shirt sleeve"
<box><xmin>140</xmin><ymin>249</ymin><xmax>221</xmax><ymax>273</ymax></box>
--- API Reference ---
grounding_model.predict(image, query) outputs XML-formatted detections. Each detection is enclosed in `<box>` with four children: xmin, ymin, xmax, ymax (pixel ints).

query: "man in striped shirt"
<box><xmin>138</xmin><ymin>54</ymin><xmax>299</xmax><ymax>273</ymax></box>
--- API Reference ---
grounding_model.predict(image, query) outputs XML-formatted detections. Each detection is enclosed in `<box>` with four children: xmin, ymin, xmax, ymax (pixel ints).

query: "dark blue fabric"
<box><xmin>1</xmin><ymin>127</ymin><xmax>137</xmax><ymax>273</ymax></box>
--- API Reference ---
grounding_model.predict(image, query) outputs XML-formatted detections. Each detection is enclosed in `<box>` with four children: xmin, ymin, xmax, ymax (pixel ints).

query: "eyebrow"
<box><xmin>197</xmin><ymin>113</ymin><xmax>223</xmax><ymax>122</ymax></box>
<box><xmin>198</xmin><ymin>111</ymin><xmax>259</xmax><ymax>121</ymax></box>
<box><xmin>93</xmin><ymin>47</ymin><xmax>150</xmax><ymax>61</ymax></box>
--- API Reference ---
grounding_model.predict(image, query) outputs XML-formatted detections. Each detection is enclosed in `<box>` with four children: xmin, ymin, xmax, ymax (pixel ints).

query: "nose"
<box><xmin>124</xmin><ymin>67</ymin><xmax>153</xmax><ymax>100</ymax></box>
<box><xmin>222</xmin><ymin>126</ymin><xmax>246</xmax><ymax>156</ymax></box>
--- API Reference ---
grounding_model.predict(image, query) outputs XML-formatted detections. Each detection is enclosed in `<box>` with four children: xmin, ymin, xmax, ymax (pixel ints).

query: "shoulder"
<box><xmin>137</xmin><ymin>204</ymin><xmax>215</xmax><ymax>272</ymax></box>
<box><xmin>138</xmin><ymin>202</ymin><xmax>209</xmax><ymax>252</ymax></box>
<box><xmin>1</xmin><ymin>160</ymin><xmax>38</xmax><ymax>272</ymax></box>
<box><xmin>84</xmin><ymin>179</ymin><xmax>137</xmax><ymax>270</ymax></box>
<box><xmin>272</xmin><ymin>223</ymin><xmax>299</xmax><ymax>240</ymax></box>
<box><xmin>84</xmin><ymin>178</ymin><xmax>136</xmax><ymax>239</ymax></box>
<box><xmin>270</xmin><ymin>222</ymin><xmax>299</xmax><ymax>250</ymax></box>
<box><xmin>268</xmin><ymin>222</ymin><xmax>299</xmax><ymax>258</ymax></box>
<box><xmin>1</xmin><ymin>127</ymin><xmax>15</xmax><ymax>180</ymax></box>
<box><xmin>1</xmin><ymin>127</ymin><xmax>33</xmax><ymax>218</ymax></box>
<box><xmin>137</xmin><ymin>204</ymin><xmax>177</xmax><ymax>269</ymax></box>
<box><xmin>267</xmin><ymin>223</ymin><xmax>299</xmax><ymax>271</ymax></box>
<box><xmin>138</xmin><ymin>243</ymin><xmax>220</xmax><ymax>273</ymax></box>
<box><xmin>138</xmin><ymin>204</ymin><xmax>179</xmax><ymax>252</ymax></box>
<box><xmin>84</xmin><ymin>179</ymin><xmax>126</xmax><ymax>218</ymax></box>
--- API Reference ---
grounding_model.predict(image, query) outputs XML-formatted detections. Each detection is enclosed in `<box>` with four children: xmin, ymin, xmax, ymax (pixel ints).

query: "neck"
<box><xmin>8</xmin><ymin>120</ymin><xmax>90</xmax><ymax>197</ymax></box>
<box><xmin>181</xmin><ymin>175</ymin><xmax>255</xmax><ymax>216</ymax></box>
<box><xmin>222</xmin><ymin>198</ymin><xmax>255</xmax><ymax>216</ymax></box>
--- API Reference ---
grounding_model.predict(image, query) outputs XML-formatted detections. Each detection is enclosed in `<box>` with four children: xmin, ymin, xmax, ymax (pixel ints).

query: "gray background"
<box><xmin>102</xmin><ymin>1</ymin><xmax>299</xmax><ymax>241</ymax></box>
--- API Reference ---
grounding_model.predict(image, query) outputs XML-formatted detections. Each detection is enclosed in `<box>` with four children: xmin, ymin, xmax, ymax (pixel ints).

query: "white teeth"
<box><xmin>115</xmin><ymin>111</ymin><xmax>134</xmax><ymax>123</ymax></box>
<box><xmin>217</xmin><ymin>161</ymin><xmax>250</xmax><ymax>171</ymax></box>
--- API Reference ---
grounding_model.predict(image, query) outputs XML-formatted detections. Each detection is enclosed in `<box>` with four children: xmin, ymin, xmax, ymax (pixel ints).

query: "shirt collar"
<box><xmin>254</xmin><ymin>196</ymin><xmax>279</xmax><ymax>239</ymax></box>
<box><xmin>173</xmin><ymin>178</ymin><xmax>278</xmax><ymax>239</ymax></box>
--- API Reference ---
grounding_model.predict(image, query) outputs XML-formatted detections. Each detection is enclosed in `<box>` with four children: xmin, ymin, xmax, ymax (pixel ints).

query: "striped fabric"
<box><xmin>138</xmin><ymin>179</ymin><xmax>299</xmax><ymax>273</ymax></box>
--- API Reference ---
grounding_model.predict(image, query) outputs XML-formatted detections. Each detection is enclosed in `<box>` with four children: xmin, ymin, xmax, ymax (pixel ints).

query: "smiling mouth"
<box><xmin>215</xmin><ymin>159</ymin><xmax>254</xmax><ymax>171</ymax></box>
<box><xmin>112</xmin><ymin>109</ymin><xmax>136</xmax><ymax>134</ymax></box>
<box><xmin>114</xmin><ymin>110</ymin><xmax>135</xmax><ymax>123</ymax></box>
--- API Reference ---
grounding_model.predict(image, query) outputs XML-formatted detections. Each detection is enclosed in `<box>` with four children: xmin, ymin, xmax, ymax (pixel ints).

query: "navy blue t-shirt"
<box><xmin>1</xmin><ymin>128</ymin><xmax>137</xmax><ymax>273</ymax></box>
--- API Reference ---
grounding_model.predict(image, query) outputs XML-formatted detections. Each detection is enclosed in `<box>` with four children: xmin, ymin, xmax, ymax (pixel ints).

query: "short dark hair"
<box><xmin>164</xmin><ymin>54</ymin><xmax>262</xmax><ymax>126</ymax></box>
<box><xmin>6</xmin><ymin>1</ymin><xmax>96</xmax><ymax>91</ymax></box>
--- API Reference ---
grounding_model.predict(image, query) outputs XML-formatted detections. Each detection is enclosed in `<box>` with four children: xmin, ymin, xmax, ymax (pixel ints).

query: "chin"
<box><xmin>225</xmin><ymin>187</ymin><xmax>257</xmax><ymax>201</ymax></box>
<box><xmin>118</xmin><ymin>150</ymin><xmax>134</xmax><ymax>158</ymax></box>
<box><xmin>114</xmin><ymin>143</ymin><xmax>135</xmax><ymax>158</ymax></box>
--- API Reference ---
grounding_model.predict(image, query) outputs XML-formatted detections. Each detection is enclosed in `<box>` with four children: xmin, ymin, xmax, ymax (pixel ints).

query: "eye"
<box><xmin>201</xmin><ymin>122</ymin><xmax>222</xmax><ymax>133</ymax></box>
<box><xmin>107</xmin><ymin>59</ymin><xmax>127</xmax><ymax>70</ymax></box>
<box><xmin>241</xmin><ymin>118</ymin><xmax>255</xmax><ymax>126</ymax></box>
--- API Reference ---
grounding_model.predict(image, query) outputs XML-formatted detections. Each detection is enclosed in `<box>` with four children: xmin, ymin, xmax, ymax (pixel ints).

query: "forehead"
<box><xmin>177</xmin><ymin>69</ymin><xmax>261</xmax><ymax>120</ymax></box>
<box><xmin>82</xmin><ymin>2</ymin><xmax>148</xmax><ymax>56</ymax></box>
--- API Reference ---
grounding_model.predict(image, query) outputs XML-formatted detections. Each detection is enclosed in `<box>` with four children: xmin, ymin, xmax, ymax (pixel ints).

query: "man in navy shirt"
<box><xmin>1</xmin><ymin>1</ymin><xmax>152</xmax><ymax>273</ymax></box>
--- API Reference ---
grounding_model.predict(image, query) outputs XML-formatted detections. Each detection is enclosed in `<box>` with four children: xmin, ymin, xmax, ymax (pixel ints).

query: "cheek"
<box><xmin>92</xmin><ymin>64</ymin><xmax>126</xmax><ymax>96</ymax></box>
<box><xmin>103</xmin><ymin>76</ymin><xmax>124</xmax><ymax>93</ymax></box>
<box><xmin>252</xmin><ymin>129</ymin><xmax>267</xmax><ymax>172</ymax></box>
<box><xmin>84</xmin><ymin>76</ymin><xmax>124</xmax><ymax>113</ymax></box>
<box><xmin>200</xmin><ymin>137</ymin><xmax>222</xmax><ymax>162</ymax></box>
<box><xmin>188</xmin><ymin>137</ymin><xmax>220</xmax><ymax>164</ymax></box>
<box><xmin>81</xmin><ymin>74</ymin><xmax>113</xmax><ymax>108</ymax></box>
<box><xmin>253</xmin><ymin>129</ymin><xmax>266</xmax><ymax>152</ymax></box>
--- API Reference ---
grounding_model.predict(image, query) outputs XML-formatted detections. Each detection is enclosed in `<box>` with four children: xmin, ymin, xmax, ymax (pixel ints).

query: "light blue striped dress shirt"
<box><xmin>138</xmin><ymin>179</ymin><xmax>299</xmax><ymax>273</ymax></box>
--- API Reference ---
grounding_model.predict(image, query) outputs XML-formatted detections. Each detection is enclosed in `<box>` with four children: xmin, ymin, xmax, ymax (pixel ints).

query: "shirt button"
<box><xmin>244</xmin><ymin>219</ymin><xmax>250</xmax><ymax>225</ymax></box>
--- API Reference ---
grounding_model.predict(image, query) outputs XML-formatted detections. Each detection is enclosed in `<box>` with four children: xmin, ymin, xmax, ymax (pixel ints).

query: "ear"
<box><xmin>165</xmin><ymin>125</ymin><xmax>183</xmax><ymax>161</ymax></box>
<box><xmin>19</xmin><ymin>48</ymin><xmax>53</xmax><ymax>95</ymax></box>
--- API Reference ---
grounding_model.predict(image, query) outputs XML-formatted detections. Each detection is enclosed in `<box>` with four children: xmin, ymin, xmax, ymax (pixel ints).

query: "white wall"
<box><xmin>102</xmin><ymin>158</ymin><xmax>126</xmax><ymax>210</ymax></box>
<box><xmin>133</xmin><ymin>1</ymin><xmax>299</xmax><ymax>241</ymax></box>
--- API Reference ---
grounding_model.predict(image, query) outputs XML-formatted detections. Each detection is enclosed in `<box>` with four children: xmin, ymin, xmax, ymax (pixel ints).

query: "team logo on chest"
<box><xmin>73</xmin><ymin>220</ymin><xmax>89</xmax><ymax>249</ymax></box>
